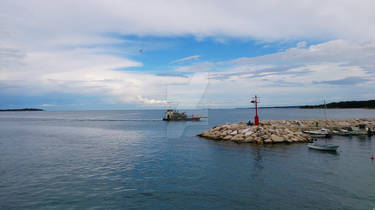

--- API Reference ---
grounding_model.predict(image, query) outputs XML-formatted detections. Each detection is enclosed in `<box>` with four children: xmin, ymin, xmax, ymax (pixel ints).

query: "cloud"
<box><xmin>185</xmin><ymin>40</ymin><xmax>375</xmax><ymax>106</ymax></box>
<box><xmin>315</xmin><ymin>77</ymin><xmax>369</xmax><ymax>85</ymax></box>
<box><xmin>1</xmin><ymin>1</ymin><xmax>375</xmax><ymax>108</ymax></box>
<box><xmin>171</xmin><ymin>55</ymin><xmax>200</xmax><ymax>64</ymax></box>
<box><xmin>39</xmin><ymin>104</ymin><xmax>56</xmax><ymax>107</ymax></box>
<box><xmin>219</xmin><ymin>39</ymin><xmax>375</xmax><ymax>68</ymax></box>
<box><xmin>2</xmin><ymin>0</ymin><xmax>375</xmax><ymax>42</ymax></box>
<box><xmin>0</xmin><ymin>43</ymin><xmax>209</xmax><ymax>107</ymax></box>
<box><xmin>174</xmin><ymin>62</ymin><xmax>214</xmax><ymax>72</ymax></box>
<box><xmin>296</xmin><ymin>41</ymin><xmax>307</xmax><ymax>48</ymax></box>
<box><xmin>1</xmin><ymin>38</ymin><xmax>375</xmax><ymax>108</ymax></box>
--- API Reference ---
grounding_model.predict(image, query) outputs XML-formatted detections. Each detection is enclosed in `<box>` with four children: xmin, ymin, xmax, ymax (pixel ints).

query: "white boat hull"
<box><xmin>303</xmin><ymin>129</ymin><xmax>332</xmax><ymax>138</ymax></box>
<box><xmin>307</xmin><ymin>143</ymin><xmax>339</xmax><ymax>151</ymax></box>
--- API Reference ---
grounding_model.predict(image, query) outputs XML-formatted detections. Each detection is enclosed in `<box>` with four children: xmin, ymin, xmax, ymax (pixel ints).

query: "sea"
<box><xmin>0</xmin><ymin>108</ymin><xmax>375</xmax><ymax>209</ymax></box>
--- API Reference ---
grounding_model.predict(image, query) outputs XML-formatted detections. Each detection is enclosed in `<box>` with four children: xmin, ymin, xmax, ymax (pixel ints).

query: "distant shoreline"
<box><xmin>300</xmin><ymin>100</ymin><xmax>375</xmax><ymax>109</ymax></box>
<box><xmin>300</xmin><ymin>107</ymin><xmax>375</xmax><ymax>110</ymax></box>
<box><xmin>237</xmin><ymin>107</ymin><xmax>375</xmax><ymax>109</ymax></box>
<box><xmin>0</xmin><ymin>108</ymin><xmax>44</xmax><ymax>112</ymax></box>
<box><xmin>235</xmin><ymin>100</ymin><xmax>375</xmax><ymax>109</ymax></box>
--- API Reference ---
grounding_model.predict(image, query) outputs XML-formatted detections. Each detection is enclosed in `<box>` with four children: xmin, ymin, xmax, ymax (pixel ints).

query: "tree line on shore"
<box><xmin>0</xmin><ymin>108</ymin><xmax>44</xmax><ymax>112</ymax></box>
<box><xmin>300</xmin><ymin>100</ymin><xmax>375</xmax><ymax>109</ymax></box>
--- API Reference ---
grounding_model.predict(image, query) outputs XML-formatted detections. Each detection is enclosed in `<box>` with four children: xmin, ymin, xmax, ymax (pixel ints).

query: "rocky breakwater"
<box><xmin>197</xmin><ymin>121</ymin><xmax>312</xmax><ymax>144</ymax></box>
<box><xmin>197</xmin><ymin>118</ymin><xmax>375</xmax><ymax>144</ymax></box>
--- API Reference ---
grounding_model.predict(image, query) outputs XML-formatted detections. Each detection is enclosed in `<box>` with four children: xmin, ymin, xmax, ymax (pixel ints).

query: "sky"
<box><xmin>1</xmin><ymin>0</ymin><xmax>375</xmax><ymax>110</ymax></box>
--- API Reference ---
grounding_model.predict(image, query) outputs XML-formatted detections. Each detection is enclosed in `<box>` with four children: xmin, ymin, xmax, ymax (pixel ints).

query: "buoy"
<box><xmin>371</xmin><ymin>156</ymin><xmax>374</xmax><ymax>160</ymax></box>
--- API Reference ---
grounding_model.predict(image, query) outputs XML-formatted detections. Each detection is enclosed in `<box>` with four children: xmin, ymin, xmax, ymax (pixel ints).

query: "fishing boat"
<box><xmin>307</xmin><ymin>143</ymin><xmax>339</xmax><ymax>151</ymax></box>
<box><xmin>303</xmin><ymin>128</ymin><xmax>332</xmax><ymax>138</ymax></box>
<box><xmin>162</xmin><ymin>109</ymin><xmax>201</xmax><ymax>121</ymax></box>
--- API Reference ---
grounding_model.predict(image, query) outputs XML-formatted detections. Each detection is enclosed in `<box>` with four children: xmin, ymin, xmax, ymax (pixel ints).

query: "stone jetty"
<box><xmin>197</xmin><ymin>118</ymin><xmax>375</xmax><ymax>144</ymax></box>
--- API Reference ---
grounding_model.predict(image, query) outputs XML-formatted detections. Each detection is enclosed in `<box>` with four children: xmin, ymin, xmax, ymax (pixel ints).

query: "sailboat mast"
<box><xmin>324</xmin><ymin>99</ymin><xmax>327</xmax><ymax>121</ymax></box>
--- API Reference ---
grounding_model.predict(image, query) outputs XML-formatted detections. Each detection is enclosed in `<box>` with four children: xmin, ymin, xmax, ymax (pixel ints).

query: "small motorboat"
<box><xmin>307</xmin><ymin>143</ymin><xmax>339</xmax><ymax>151</ymax></box>
<box><xmin>332</xmin><ymin>129</ymin><xmax>352</xmax><ymax>136</ymax></box>
<box><xmin>303</xmin><ymin>128</ymin><xmax>332</xmax><ymax>138</ymax></box>
<box><xmin>332</xmin><ymin>128</ymin><xmax>370</xmax><ymax>136</ymax></box>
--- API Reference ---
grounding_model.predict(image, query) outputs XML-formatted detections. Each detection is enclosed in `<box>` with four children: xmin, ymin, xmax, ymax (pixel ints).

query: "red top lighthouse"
<box><xmin>251</xmin><ymin>95</ymin><xmax>260</xmax><ymax>126</ymax></box>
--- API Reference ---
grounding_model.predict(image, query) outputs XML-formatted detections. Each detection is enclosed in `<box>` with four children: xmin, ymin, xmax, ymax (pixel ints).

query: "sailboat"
<box><xmin>307</xmin><ymin>99</ymin><xmax>339</xmax><ymax>152</ymax></box>
<box><xmin>303</xmin><ymin>128</ymin><xmax>332</xmax><ymax>138</ymax></box>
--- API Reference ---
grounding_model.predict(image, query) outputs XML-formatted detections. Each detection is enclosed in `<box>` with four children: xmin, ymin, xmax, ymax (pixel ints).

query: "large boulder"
<box><xmin>244</xmin><ymin>131</ymin><xmax>253</xmax><ymax>136</ymax></box>
<box><xmin>256</xmin><ymin>138</ymin><xmax>263</xmax><ymax>144</ymax></box>
<box><xmin>212</xmin><ymin>126</ymin><xmax>221</xmax><ymax>132</ymax></box>
<box><xmin>208</xmin><ymin>133</ymin><xmax>220</xmax><ymax>140</ymax></box>
<box><xmin>291</xmin><ymin>137</ymin><xmax>299</xmax><ymax>142</ymax></box>
<box><xmin>286</xmin><ymin>138</ymin><xmax>293</xmax><ymax>143</ymax></box>
<box><xmin>223</xmin><ymin>135</ymin><xmax>232</xmax><ymax>140</ymax></box>
<box><xmin>230</xmin><ymin>130</ymin><xmax>238</xmax><ymax>135</ymax></box>
<box><xmin>199</xmin><ymin>131</ymin><xmax>210</xmax><ymax>137</ymax></box>
<box><xmin>244</xmin><ymin>136</ymin><xmax>255</xmax><ymax>143</ymax></box>
<box><xmin>231</xmin><ymin>134</ymin><xmax>245</xmax><ymax>142</ymax></box>
<box><xmin>271</xmin><ymin>134</ymin><xmax>284</xmax><ymax>143</ymax></box>
<box><xmin>264</xmin><ymin>139</ymin><xmax>272</xmax><ymax>144</ymax></box>
<box><xmin>229</xmin><ymin>124</ymin><xmax>240</xmax><ymax>130</ymax></box>
<box><xmin>241</xmin><ymin>128</ymin><xmax>251</xmax><ymax>133</ymax></box>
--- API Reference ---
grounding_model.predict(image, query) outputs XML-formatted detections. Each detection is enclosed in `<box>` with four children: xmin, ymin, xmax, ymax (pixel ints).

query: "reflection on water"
<box><xmin>307</xmin><ymin>148</ymin><xmax>340</xmax><ymax>155</ymax></box>
<box><xmin>0</xmin><ymin>109</ymin><xmax>375</xmax><ymax>209</ymax></box>
<box><xmin>252</xmin><ymin>146</ymin><xmax>264</xmax><ymax>179</ymax></box>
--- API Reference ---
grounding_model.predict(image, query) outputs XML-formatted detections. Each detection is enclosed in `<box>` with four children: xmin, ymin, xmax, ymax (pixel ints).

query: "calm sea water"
<box><xmin>1</xmin><ymin>108</ymin><xmax>375</xmax><ymax>209</ymax></box>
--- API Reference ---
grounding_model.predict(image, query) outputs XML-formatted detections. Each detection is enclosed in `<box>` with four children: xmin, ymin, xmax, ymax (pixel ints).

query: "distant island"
<box><xmin>300</xmin><ymin>100</ymin><xmax>375</xmax><ymax>109</ymax></box>
<box><xmin>0</xmin><ymin>108</ymin><xmax>44</xmax><ymax>112</ymax></box>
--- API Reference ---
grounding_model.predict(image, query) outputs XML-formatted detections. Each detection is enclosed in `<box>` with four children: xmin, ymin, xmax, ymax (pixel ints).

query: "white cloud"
<box><xmin>39</xmin><ymin>104</ymin><xmax>56</xmax><ymax>107</ymax></box>
<box><xmin>171</xmin><ymin>55</ymin><xmax>200</xmax><ymax>64</ymax></box>
<box><xmin>1</xmin><ymin>0</ymin><xmax>375</xmax><ymax>42</ymax></box>
<box><xmin>175</xmin><ymin>62</ymin><xmax>214</xmax><ymax>72</ymax></box>
<box><xmin>1</xmin><ymin>1</ymin><xmax>375</xmax><ymax>108</ymax></box>
<box><xmin>221</xmin><ymin>39</ymin><xmax>375</xmax><ymax>68</ymax></box>
<box><xmin>193</xmin><ymin>40</ymin><xmax>375</xmax><ymax>106</ymax></box>
<box><xmin>296</xmin><ymin>41</ymin><xmax>307</xmax><ymax>48</ymax></box>
<box><xmin>1</xmin><ymin>38</ymin><xmax>375</xmax><ymax>107</ymax></box>
<box><xmin>0</xmin><ymin>43</ymin><xmax>208</xmax><ymax>107</ymax></box>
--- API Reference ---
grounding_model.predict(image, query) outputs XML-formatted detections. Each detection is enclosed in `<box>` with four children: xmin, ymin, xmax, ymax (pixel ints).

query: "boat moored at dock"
<box><xmin>303</xmin><ymin>128</ymin><xmax>332</xmax><ymax>138</ymax></box>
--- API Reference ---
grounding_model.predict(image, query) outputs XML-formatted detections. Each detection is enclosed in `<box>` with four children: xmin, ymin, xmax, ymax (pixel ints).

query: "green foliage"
<box><xmin>0</xmin><ymin>108</ymin><xmax>44</xmax><ymax>111</ymax></box>
<box><xmin>300</xmin><ymin>100</ymin><xmax>375</xmax><ymax>109</ymax></box>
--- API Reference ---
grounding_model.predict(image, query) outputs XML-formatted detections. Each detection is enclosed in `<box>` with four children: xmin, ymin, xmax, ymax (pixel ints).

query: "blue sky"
<box><xmin>1</xmin><ymin>1</ymin><xmax>375</xmax><ymax>110</ymax></box>
<box><xmin>113</xmin><ymin>35</ymin><xmax>305</xmax><ymax>72</ymax></box>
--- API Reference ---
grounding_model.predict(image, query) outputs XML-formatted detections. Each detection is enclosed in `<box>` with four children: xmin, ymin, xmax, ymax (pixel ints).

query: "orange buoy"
<box><xmin>371</xmin><ymin>156</ymin><xmax>374</xmax><ymax>160</ymax></box>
